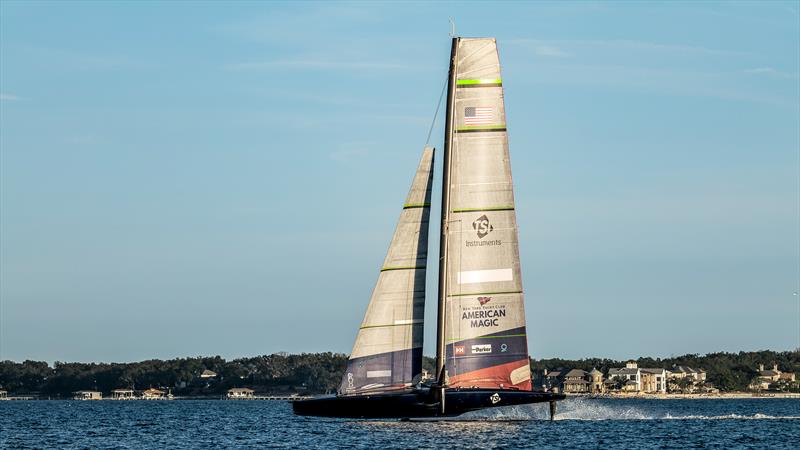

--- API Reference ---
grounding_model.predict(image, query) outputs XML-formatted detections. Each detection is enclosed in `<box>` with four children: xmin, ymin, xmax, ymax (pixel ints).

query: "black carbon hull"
<box><xmin>291</xmin><ymin>388</ymin><xmax>565</xmax><ymax>418</ymax></box>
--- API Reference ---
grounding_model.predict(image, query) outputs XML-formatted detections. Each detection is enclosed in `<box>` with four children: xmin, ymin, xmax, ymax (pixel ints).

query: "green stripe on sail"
<box><xmin>448</xmin><ymin>290</ymin><xmax>523</xmax><ymax>297</ymax></box>
<box><xmin>455</xmin><ymin>125</ymin><xmax>507</xmax><ymax>132</ymax></box>
<box><xmin>456</xmin><ymin>79</ymin><xmax>502</xmax><ymax>85</ymax></box>
<box><xmin>360</xmin><ymin>322</ymin><xmax>422</xmax><ymax>330</ymax></box>
<box><xmin>447</xmin><ymin>333</ymin><xmax>527</xmax><ymax>342</ymax></box>
<box><xmin>380</xmin><ymin>265</ymin><xmax>426</xmax><ymax>272</ymax></box>
<box><xmin>403</xmin><ymin>202</ymin><xmax>431</xmax><ymax>209</ymax></box>
<box><xmin>452</xmin><ymin>206</ymin><xmax>515</xmax><ymax>213</ymax></box>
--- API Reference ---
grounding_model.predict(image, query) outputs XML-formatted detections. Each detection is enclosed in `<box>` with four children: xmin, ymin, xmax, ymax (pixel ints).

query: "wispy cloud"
<box><xmin>507</xmin><ymin>39</ymin><xmax>746</xmax><ymax>57</ymax></box>
<box><xmin>215</xmin><ymin>5</ymin><xmax>378</xmax><ymax>46</ymax></box>
<box><xmin>513</xmin><ymin>62</ymin><xmax>796</xmax><ymax>107</ymax></box>
<box><xmin>224</xmin><ymin>59</ymin><xmax>407</xmax><ymax>72</ymax></box>
<box><xmin>532</xmin><ymin>44</ymin><xmax>571</xmax><ymax>58</ymax></box>
<box><xmin>743</xmin><ymin>67</ymin><xmax>798</xmax><ymax>79</ymax></box>
<box><xmin>330</xmin><ymin>143</ymin><xmax>373</xmax><ymax>162</ymax></box>
<box><xmin>7</xmin><ymin>44</ymin><xmax>153</xmax><ymax>72</ymax></box>
<box><xmin>0</xmin><ymin>93</ymin><xmax>22</xmax><ymax>101</ymax></box>
<box><xmin>583</xmin><ymin>39</ymin><xmax>746</xmax><ymax>56</ymax></box>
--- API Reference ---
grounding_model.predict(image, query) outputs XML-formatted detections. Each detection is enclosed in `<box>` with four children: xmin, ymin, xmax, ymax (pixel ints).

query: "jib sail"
<box><xmin>438</xmin><ymin>38</ymin><xmax>532</xmax><ymax>390</ymax></box>
<box><xmin>338</xmin><ymin>147</ymin><xmax>434</xmax><ymax>395</ymax></box>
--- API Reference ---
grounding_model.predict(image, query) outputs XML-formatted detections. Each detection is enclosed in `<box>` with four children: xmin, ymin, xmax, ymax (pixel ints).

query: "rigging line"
<box><xmin>425</xmin><ymin>71</ymin><xmax>449</xmax><ymax>146</ymax></box>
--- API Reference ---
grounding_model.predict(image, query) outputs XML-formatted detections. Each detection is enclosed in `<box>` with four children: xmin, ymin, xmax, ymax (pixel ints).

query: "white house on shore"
<box><xmin>112</xmin><ymin>389</ymin><xmax>135</xmax><ymax>400</ymax></box>
<box><xmin>141</xmin><ymin>388</ymin><xmax>167</xmax><ymax>400</ymax></box>
<box><xmin>608</xmin><ymin>362</ymin><xmax>642</xmax><ymax>392</ymax></box>
<box><xmin>73</xmin><ymin>390</ymin><xmax>102</xmax><ymax>400</ymax></box>
<box><xmin>227</xmin><ymin>388</ymin><xmax>255</xmax><ymax>399</ymax></box>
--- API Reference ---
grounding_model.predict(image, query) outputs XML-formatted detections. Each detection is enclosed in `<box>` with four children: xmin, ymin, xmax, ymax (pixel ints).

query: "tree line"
<box><xmin>0</xmin><ymin>353</ymin><xmax>347</xmax><ymax>398</ymax></box>
<box><xmin>0</xmin><ymin>350</ymin><xmax>796</xmax><ymax>397</ymax></box>
<box><xmin>530</xmin><ymin>350</ymin><xmax>799</xmax><ymax>391</ymax></box>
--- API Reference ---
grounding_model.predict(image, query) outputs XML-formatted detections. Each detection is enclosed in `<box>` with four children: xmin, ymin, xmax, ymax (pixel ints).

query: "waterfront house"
<box><xmin>750</xmin><ymin>364</ymin><xmax>798</xmax><ymax>391</ymax></box>
<box><xmin>73</xmin><ymin>390</ymin><xmax>102</xmax><ymax>400</ymax></box>
<box><xmin>141</xmin><ymin>388</ymin><xmax>166</xmax><ymax>400</ymax></box>
<box><xmin>112</xmin><ymin>389</ymin><xmax>135</xmax><ymax>400</ymax></box>
<box><xmin>641</xmin><ymin>368</ymin><xmax>667</xmax><ymax>393</ymax></box>
<box><xmin>749</xmin><ymin>378</ymin><xmax>771</xmax><ymax>391</ymax></box>
<box><xmin>668</xmin><ymin>366</ymin><xmax>706</xmax><ymax>382</ymax></box>
<box><xmin>542</xmin><ymin>367</ymin><xmax>606</xmax><ymax>394</ymax></box>
<box><xmin>542</xmin><ymin>369</ymin><xmax>562</xmax><ymax>393</ymax></box>
<box><xmin>758</xmin><ymin>364</ymin><xmax>781</xmax><ymax>382</ymax></box>
<box><xmin>0</xmin><ymin>389</ymin><xmax>7</xmax><ymax>399</ymax></box>
<box><xmin>588</xmin><ymin>368</ymin><xmax>605</xmax><ymax>394</ymax></box>
<box><xmin>608</xmin><ymin>362</ymin><xmax>641</xmax><ymax>392</ymax></box>
<box><xmin>562</xmin><ymin>369</ymin><xmax>590</xmax><ymax>393</ymax></box>
<box><xmin>779</xmin><ymin>372</ymin><xmax>796</xmax><ymax>382</ymax></box>
<box><xmin>227</xmin><ymin>388</ymin><xmax>255</xmax><ymax>399</ymax></box>
<box><xmin>200</xmin><ymin>369</ymin><xmax>218</xmax><ymax>379</ymax></box>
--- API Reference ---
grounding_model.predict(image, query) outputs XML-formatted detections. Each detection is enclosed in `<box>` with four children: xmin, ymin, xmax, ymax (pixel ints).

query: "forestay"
<box><xmin>338</xmin><ymin>147</ymin><xmax>434</xmax><ymax>395</ymax></box>
<box><xmin>441</xmin><ymin>38</ymin><xmax>532</xmax><ymax>390</ymax></box>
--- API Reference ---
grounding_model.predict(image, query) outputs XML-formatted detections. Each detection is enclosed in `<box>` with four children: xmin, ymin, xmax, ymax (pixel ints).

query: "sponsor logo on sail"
<box><xmin>478</xmin><ymin>296</ymin><xmax>492</xmax><ymax>306</ymax></box>
<box><xmin>462</xmin><ymin>307</ymin><xmax>506</xmax><ymax>328</ymax></box>
<box><xmin>466</xmin><ymin>215</ymin><xmax>501</xmax><ymax>247</ymax></box>
<box><xmin>490</xmin><ymin>393</ymin><xmax>501</xmax><ymax>404</ymax></box>
<box><xmin>473</xmin><ymin>215</ymin><xmax>493</xmax><ymax>238</ymax></box>
<box><xmin>500</xmin><ymin>343</ymin><xmax>508</xmax><ymax>353</ymax></box>
<box><xmin>472</xmin><ymin>344</ymin><xmax>492</xmax><ymax>354</ymax></box>
<box><xmin>454</xmin><ymin>345</ymin><xmax>465</xmax><ymax>355</ymax></box>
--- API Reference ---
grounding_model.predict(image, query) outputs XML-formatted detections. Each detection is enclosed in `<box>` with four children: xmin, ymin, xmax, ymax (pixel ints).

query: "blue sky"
<box><xmin>1</xmin><ymin>1</ymin><xmax>798</xmax><ymax>363</ymax></box>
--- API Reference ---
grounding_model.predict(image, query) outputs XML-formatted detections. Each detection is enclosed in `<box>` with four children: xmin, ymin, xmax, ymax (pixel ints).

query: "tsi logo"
<box><xmin>471</xmin><ymin>344</ymin><xmax>492</xmax><ymax>354</ymax></box>
<box><xmin>472</xmin><ymin>214</ymin><xmax>493</xmax><ymax>239</ymax></box>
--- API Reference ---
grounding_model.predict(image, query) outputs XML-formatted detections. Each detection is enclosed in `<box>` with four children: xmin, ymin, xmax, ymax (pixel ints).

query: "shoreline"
<box><xmin>567</xmin><ymin>392</ymin><xmax>800</xmax><ymax>400</ymax></box>
<box><xmin>4</xmin><ymin>393</ymin><xmax>799</xmax><ymax>401</ymax></box>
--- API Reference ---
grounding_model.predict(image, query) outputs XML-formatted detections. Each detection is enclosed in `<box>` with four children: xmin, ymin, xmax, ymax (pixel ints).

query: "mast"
<box><xmin>436</xmin><ymin>37</ymin><xmax>458</xmax><ymax>385</ymax></box>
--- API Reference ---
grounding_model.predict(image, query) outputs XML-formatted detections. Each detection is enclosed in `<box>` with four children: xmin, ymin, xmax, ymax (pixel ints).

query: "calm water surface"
<box><xmin>1</xmin><ymin>398</ymin><xmax>798</xmax><ymax>448</ymax></box>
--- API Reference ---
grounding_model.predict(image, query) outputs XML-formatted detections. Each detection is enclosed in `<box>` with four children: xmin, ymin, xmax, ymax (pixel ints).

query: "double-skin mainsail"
<box><xmin>437</xmin><ymin>37</ymin><xmax>531</xmax><ymax>391</ymax></box>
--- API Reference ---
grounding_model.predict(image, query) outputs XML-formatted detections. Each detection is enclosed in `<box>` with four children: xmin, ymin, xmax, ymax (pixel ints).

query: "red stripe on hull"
<box><xmin>448</xmin><ymin>359</ymin><xmax>532</xmax><ymax>390</ymax></box>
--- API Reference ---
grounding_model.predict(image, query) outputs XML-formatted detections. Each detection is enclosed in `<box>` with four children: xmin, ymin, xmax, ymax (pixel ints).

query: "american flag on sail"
<box><xmin>464</xmin><ymin>106</ymin><xmax>493</xmax><ymax>125</ymax></box>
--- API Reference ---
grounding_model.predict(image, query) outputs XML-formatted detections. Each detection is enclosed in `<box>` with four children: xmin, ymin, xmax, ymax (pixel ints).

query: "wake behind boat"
<box><xmin>293</xmin><ymin>36</ymin><xmax>565</xmax><ymax>419</ymax></box>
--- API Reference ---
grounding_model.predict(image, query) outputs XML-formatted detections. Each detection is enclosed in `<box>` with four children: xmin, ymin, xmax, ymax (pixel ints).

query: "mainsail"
<box><xmin>338</xmin><ymin>147</ymin><xmax>434</xmax><ymax>395</ymax></box>
<box><xmin>438</xmin><ymin>38</ymin><xmax>532</xmax><ymax>390</ymax></box>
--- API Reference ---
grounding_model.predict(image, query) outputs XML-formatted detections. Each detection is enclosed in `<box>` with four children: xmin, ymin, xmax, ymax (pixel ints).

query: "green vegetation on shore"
<box><xmin>1</xmin><ymin>350</ymin><xmax>797</xmax><ymax>398</ymax></box>
<box><xmin>532</xmin><ymin>350</ymin><xmax>799</xmax><ymax>392</ymax></box>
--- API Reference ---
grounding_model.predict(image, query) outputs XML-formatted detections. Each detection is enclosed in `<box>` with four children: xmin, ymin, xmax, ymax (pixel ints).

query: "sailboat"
<box><xmin>293</xmin><ymin>37</ymin><xmax>565</xmax><ymax>419</ymax></box>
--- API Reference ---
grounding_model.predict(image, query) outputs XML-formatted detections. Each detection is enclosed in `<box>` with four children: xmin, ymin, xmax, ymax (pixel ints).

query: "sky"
<box><xmin>1</xmin><ymin>1</ymin><xmax>798</xmax><ymax>363</ymax></box>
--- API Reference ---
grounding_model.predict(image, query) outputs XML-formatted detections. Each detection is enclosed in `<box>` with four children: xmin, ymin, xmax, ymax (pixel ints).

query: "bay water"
<box><xmin>2</xmin><ymin>398</ymin><xmax>798</xmax><ymax>448</ymax></box>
